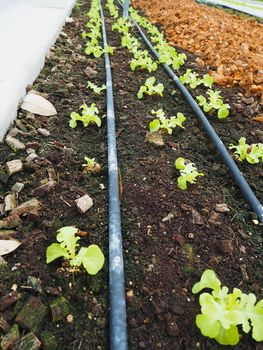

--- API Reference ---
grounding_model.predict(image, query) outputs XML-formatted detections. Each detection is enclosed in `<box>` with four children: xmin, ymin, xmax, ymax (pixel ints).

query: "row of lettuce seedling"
<box><xmin>48</xmin><ymin>0</ymin><xmax>263</xmax><ymax>346</ymax></box>
<box><xmin>108</xmin><ymin>1</ymin><xmax>263</xmax><ymax>346</ymax></box>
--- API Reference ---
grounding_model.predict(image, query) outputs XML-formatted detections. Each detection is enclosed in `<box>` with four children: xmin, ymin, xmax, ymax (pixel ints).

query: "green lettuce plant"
<box><xmin>86</xmin><ymin>81</ymin><xmax>106</xmax><ymax>94</ymax></box>
<box><xmin>229</xmin><ymin>137</ymin><xmax>263</xmax><ymax>164</ymax></box>
<box><xmin>121</xmin><ymin>33</ymin><xmax>141</xmax><ymax>54</ymax></box>
<box><xmin>192</xmin><ymin>269</ymin><xmax>263</xmax><ymax>345</ymax></box>
<box><xmin>137</xmin><ymin>77</ymin><xmax>164</xmax><ymax>99</ymax></box>
<box><xmin>106</xmin><ymin>0</ymin><xmax>119</xmax><ymax>18</ymax></box>
<box><xmin>112</xmin><ymin>17</ymin><xmax>131</xmax><ymax>34</ymax></box>
<box><xmin>175</xmin><ymin>157</ymin><xmax>204</xmax><ymax>190</ymax></box>
<box><xmin>69</xmin><ymin>103</ymin><xmax>101</xmax><ymax>128</ymax></box>
<box><xmin>149</xmin><ymin>109</ymin><xmax>186</xmax><ymax>135</ymax></box>
<box><xmin>196</xmin><ymin>89</ymin><xmax>230</xmax><ymax>119</ymax></box>
<box><xmin>130</xmin><ymin>50</ymin><xmax>158</xmax><ymax>72</ymax></box>
<box><xmin>46</xmin><ymin>226</ymin><xmax>105</xmax><ymax>275</ymax></box>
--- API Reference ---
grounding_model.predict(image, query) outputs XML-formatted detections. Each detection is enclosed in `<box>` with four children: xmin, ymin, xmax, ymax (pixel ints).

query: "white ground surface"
<box><xmin>0</xmin><ymin>0</ymin><xmax>76</xmax><ymax>141</ymax></box>
<box><xmin>200</xmin><ymin>0</ymin><xmax>263</xmax><ymax>18</ymax></box>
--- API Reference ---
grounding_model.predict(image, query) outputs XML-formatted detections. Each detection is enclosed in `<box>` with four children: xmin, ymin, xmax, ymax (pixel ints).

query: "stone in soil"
<box><xmin>0</xmin><ymin>324</ymin><xmax>20</xmax><ymax>350</ymax></box>
<box><xmin>16</xmin><ymin>333</ymin><xmax>41</xmax><ymax>350</ymax></box>
<box><xmin>15</xmin><ymin>296</ymin><xmax>46</xmax><ymax>332</ymax></box>
<box><xmin>50</xmin><ymin>296</ymin><xmax>69</xmax><ymax>322</ymax></box>
<box><xmin>5</xmin><ymin>136</ymin><xmax>25</xmax><ymax>152</ymax></box>
<box><xmin>215</xmin><ymin>203</ymin><xmax>230</xmax><ymax>213</ymax></box>
<box><xmin>37</xmin><ymin>128</ymin><xmax>50</xmax><ymax>137</ymax></box>
<box><xmin>215</xmin><ymin>239</ymin><xmax>234</xmax><ymax>256</ymax></box>
<box><xmin>40</xmin><ymin>330</ymin><xmax>57</xmax><ymax>350</ymax></box>
<box><xmin>84</xmin><ymin>66</ymin><xmax>97</xmax><ymax>79</ymax></box>
<box><xmin>27</xmin><ymin>276</ymin><xmax>43</xmax><ymax>294</ymax></box>
<box><xmin>0</xmin><ymin>291</ymin><xmax>21</xmax><ymax>311</ymax></box>
<box><xmin>75</xmin><ymin>194</ymin><xmax>93</xmax><ymax>214</ymax></box>
<box><xmin>6</xmin><ymin>160</ymin><xmax>23</xmax><ymax>176</ymax></box>
<box><xmin>4</xmin><ymin>194</ymin><xmax>17</xmax><ymax>213</ymax></box>
<box><xmin>11</xmin><ymin>182</ymin><xmax>25</xmax><ymax>193</ymax></box>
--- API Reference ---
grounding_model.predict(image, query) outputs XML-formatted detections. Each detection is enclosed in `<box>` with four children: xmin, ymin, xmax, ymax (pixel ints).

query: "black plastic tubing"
<box><xmin>116</xmin><ymin>1</ymin><xmax>263</xmax><ymax>223</ymax></box>
<box><xmin>100</xmin><ymin>2</ymin><xmax>128</xmax><ymax>349</ymax></box>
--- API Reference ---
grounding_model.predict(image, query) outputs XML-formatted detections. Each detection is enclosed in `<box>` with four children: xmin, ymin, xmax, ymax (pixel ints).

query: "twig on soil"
<box><xmin>60</xmin><ymin>196</ymin><xmax>72</xmax><ymax>207</ymax></box>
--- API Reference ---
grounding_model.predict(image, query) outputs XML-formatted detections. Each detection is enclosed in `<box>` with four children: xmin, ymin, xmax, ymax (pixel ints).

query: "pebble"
<box><xmin>215</xmin><ymin>203</ymin><xmax>230</xmax><ymax>213</ymax></box>
<box><xmin>75</xmin><ymin>194</ymin><xmax>93</xmax><ymax>214</ymax></box>
<box><xmin>37</xmin><ymin>128</ymin><xmax>50</xmax><ymax>137</ymax></box>
<box><xmin>5</xmin><ymin>136</ymin><xmax>25</xmax><ymax>152</ymax></box>
<box><xmin>11</xmin><ymin>182</ymin><xmax>24</xmax><ymax>193</ymax></box>
<box><xmin>84</xmin><ymin>66</ymin><xmax>98</xmax><ymax>79</ymax></box>
<box><xmin>215</xmin><ymin>239</ymin><xmax>233</xmax><ymax>256</ymax></box>
<box><xmin>6</xmin><ymin>159</ymin><xmax>23</xmax><ymax>176</ymax></box>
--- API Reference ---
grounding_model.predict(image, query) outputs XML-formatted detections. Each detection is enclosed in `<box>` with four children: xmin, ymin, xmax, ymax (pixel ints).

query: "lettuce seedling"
<box><xmin>106</xmin><ymin>0</ymin><xmax>119</xmax><ymax>18</ymax></box>
<box><xmin>82</xmin><ymin>156</ymin><xmax>101</xmax><ymax>174</ymax></box>
<box><xmin>69</xmin><ymin>103</ymin><xmax>101</xmax><ymax>128</ymax></box>
<box><xmin>180</xmin><ymin>69</ymin><xmax>202</xmax><ymax>88</ymax></box>
<box><xmin>201</xmin><ymin>74</ymin><xmax>214</xmax><ymax>88</ymax></box>
<box><xmin>46</xmin><ymin>226</ymin><xmax>105</xmax><ymax>275</ymax></box>
<box><xmin>112</xmin><ymin>18</ymin><xmax>131</xmax><ymax>34</ymax></box>
<box><xmin>149</xmin><ymin>109</ymin><xmax>186</xmax><ymax>134</ymax></box>
<box><xmin>196</xmin><ymin>89</ymin><xmax>230</xmax><ymax>119</ymax></box>
<box><xmin>137</xmin><ymin>77</ymin><xmax>164</xmax><ymax>99</ymax></box>
<box><xmin>175</xmin><ymin>157</ymin><xmax>204</xmax><ymax>190</ymax></box>
<box><xmin>130</xmin><ymin>50</ymin><xmax>158</xmax><ymax>72</ymax></box>
<box><xmin>121</xmin><ymin>33</ymin><xmax>141</xmax><ymax>54</ymax></box>
<box><xmin>229</xmin><ymin>137</ymin><xmax>263</xmax><ymax>164</ymax></box>
<box><xmin>86</xmin><ymin>81</ymin><xmax>106</xmax><ymax>94</ymax></box>
<box><xmin>192</xmin><ymin>269</ymin><xmax>263</xmax><ymax>345</ymax></box>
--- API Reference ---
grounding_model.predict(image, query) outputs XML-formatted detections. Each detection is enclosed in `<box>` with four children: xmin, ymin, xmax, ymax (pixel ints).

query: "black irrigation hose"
<box><xmin>100</xmin><ymin>3</ymin><xmax>128</xmax><ymax>349</ymax></box>
<box><xmin>116</xmin><ymin>0</ymin><xmax>263</xmax><ymax>224</ymax></box>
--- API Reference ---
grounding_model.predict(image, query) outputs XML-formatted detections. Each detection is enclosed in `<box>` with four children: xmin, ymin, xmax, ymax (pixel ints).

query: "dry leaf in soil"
<box><xmin>0</xmin><ymin>240</ymin><xmax>21</xmax><ymax>256</ymax></box>
<box><xmin>21</xmin><ymin>93</ymin><xmax>57</xmax><ymax>116</ymax></box>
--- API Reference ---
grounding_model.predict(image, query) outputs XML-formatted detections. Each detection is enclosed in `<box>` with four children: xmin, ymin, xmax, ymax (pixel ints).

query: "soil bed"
<box><xmin>0</xmin><ymin>1</ymin><xmax>262</xmax><ymax>350</ymax></box>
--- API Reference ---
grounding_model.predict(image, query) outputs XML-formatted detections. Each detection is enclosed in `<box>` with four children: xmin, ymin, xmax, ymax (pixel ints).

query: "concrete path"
<box><xmin>0</xmin><ymin>0</ymin><xmax>76</xmax><ymax>141</ymax></box>
<box><xmin>198</xmin><ymin>0</ymin><xmax>263</xmax><ymax>18</ymax></box>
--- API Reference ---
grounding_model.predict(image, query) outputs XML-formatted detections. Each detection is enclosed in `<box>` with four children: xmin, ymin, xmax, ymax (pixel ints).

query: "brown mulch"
<box><xmin>132</xmin><ymin>0</ymin><xmax>263</xmax><ymax>101</ymax></box>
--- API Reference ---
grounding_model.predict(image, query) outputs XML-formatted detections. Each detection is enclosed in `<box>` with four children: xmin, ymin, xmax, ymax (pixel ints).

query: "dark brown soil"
<box><xmin>0</xmin><ymin>1</ymin><xmax>262</xmax><ymax>350</ymax></box>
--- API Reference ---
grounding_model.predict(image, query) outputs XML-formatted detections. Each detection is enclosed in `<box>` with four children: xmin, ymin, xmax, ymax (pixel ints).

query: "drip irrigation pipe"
<box><xmin>117</xmin><ymin>0</ymin><xmax>263</xmax><ymax>223</ymax></box>
<box><xmin>123</xmin><ymin>0</ymin><xmax>130</xmax><ymax>17</ymax></box>
<box><xmin>100</xmin><ymin>3</ymin><xmax>128</xmax><ymax>349</ymax></box>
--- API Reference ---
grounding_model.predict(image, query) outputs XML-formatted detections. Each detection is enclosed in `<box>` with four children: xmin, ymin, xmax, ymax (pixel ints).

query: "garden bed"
<box><xmin>0</xmin><ymin>1</ymin><xmax>262</xmax><ymax>349</ymax></box>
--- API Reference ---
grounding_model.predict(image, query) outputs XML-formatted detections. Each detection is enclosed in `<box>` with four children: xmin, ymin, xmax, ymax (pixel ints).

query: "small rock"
<box><xmin>7</xmin><ymin>128</ymin><xmax>19</xmax><ymax>138</ymax></box>
<box><xmin>6</xmin><ymin>160</ymin><xmax>23</xmax><ymax>176</ymax></box>
<box><xmin>26</xmin><ymin>153</ymin><xmax>38</xmax><ymax>162</ymax></box>
<box><xmin>0</xmin><ymin>171</ymin><xmax>9</xmax><ymax>184</ymax></box>
<box><xmin>215</xmin><ymin>203</ymin><xmax>230</xmax><ymax>213</ymax></box>
<box><xmin>33</xmin><ymin>180</ymin><xmax>56</xmax><ymax>197</ymax></box>
<box><xmin>172</xmin><ymin>234</ymin><xmax>185</xmax><ymax>247</ymax></box>
<box><xmin>37</xmin><ymin>128</ymin><xmax>50</xmax><ymax>137</ymax></box>
<box><xmin>12</xmin><ymin>182</ymin><xmax>24</xmax><ymax>193</ymax></box>
<box><xmin>84</xmin><ymin>66</ymin><xmax>98</xmax><ymax>79</ymax></box>
<box><xmin>216</xmin><ymin>239</ymin><xmax>233</xmax><ymax>255</ymax></box>
<box><xmin>16</xmin><ymin>333</ymin><xmax>41</xmax><ymax>350</ymax></box>
<box><xmin>27</xmin><ymin>276</ymin><xmax>43</xmax><ymax>293</ymax></box>
<box><xmin>5</xmin><ymin>136</ymin><xmax>25</xmax><ymax>152</ymax></box>
<box><xmin>4</xmin><ymin>194</ymin><xmax>17</xmax><ymax>213</ymax></box>
<box><xmin>44</xmin><ymin>287</ymin><xmax>61</xmax><ymax>296</ymax></box>
<box><xmin>40</xmin><ymin>330</ymin><xmax>57</xmax><ymax>350</ymax></box>
<box><xmin>50</xmin><ymin>296</ymin><xmax>69</xmax><ymax>322</ymax></box>
<box><xmin>99</xmin><ymin>183</ymin><xmax>105</xmax><ymax>190</ymax></box>
<box><xmin>191</xmin><ymin>208</ymin><xmax>205</xmax><ymax>225</ymax></box>
<box><xmin>75</xmin><ymin>194</ymin><xmax>93</xmax><ymax>214</ymax></box>
<box><xmin>0</xmin><ymin>324</ymin><xmax>20</xmax><ymax>349</ymax></box>
<box><xmin>0</xmin><ymin>291</ymin><xmax>21</xmax><ymax>311</ymax></box>
<box><xmin>15</xmin><ymin>296</ymin><xmax>46</xmax><ymax>332</ymax></box>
